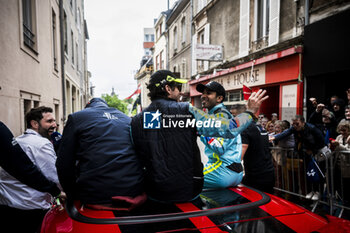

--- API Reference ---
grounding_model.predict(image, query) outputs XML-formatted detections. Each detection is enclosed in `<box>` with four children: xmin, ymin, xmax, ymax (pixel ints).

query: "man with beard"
<box><xmin>0</xmin><ymin>106</ymin><xmax>62</xmax><ymax>233</ymax></box>
<box><xmin>196</xmin><ymin>81</ymin><xmax>244</xmax><ymax>188</ymax></box>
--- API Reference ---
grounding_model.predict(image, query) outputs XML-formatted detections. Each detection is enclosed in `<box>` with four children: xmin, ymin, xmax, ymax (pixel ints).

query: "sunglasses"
<box><xmin>175</xmin><ymin>84</ymin><xmax>182</xmax><ymax>92</ymax></box>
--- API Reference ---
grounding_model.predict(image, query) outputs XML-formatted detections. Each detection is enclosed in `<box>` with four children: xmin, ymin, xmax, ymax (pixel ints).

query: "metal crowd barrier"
<box><xmin>270</xmin><ymin>147</ymin><xmax>350</xmax><ymax>218</ymax></box>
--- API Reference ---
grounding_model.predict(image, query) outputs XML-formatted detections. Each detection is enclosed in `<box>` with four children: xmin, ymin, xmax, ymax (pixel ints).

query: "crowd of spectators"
<box><xmin>264</xmin><ymin>88</ymin><xmax>350</xmax><ymax>202</ymax></box>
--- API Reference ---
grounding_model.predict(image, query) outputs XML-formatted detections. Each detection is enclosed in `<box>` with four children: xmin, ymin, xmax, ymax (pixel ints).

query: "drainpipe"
<box><xmin>59</xmin><ymin>0</ymin><xmax>66</xmax><ymax>124</ymax></box>
<box><xmin>190</xmin><ymin>0</ymin><xmax>193</xmax><ymax>78</ymax></box>
<box><xmin>305</xmin><ymin>0</ymin><xmax>309</xmax><ymax>25</ymax></box>
<box><xmin>303</xmin><ymin>0</ymin><xmax>309</xmax><ymax>117</ymax></box>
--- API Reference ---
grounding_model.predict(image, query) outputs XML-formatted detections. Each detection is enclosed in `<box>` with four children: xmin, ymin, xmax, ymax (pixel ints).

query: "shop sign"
<box><xmin>195</xmin><ymin>44</ymin><xmax>223</xmax><ymax>61</ymax></box>
<box><xmin>212</xmin><ymin>64</ymin><xmax>266</xmax><ymax>90</ymax></box>
<box><xmin>281</xmin><ymin>84</ymin><xmax>297</xmax><ymax>122</ymax></box>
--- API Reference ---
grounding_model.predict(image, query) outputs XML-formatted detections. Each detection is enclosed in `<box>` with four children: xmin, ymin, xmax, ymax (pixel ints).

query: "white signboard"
<box><xmin>281</xmin><ymin>84</ymin><xmax>298</xmax><ymax>123</ymax></box>
<box><xmin>195</xmin><ymin>44</ymin><xmax>223</xmax><ymax>61</ymax></box>
<box><xmin>212</xmin><ymin>64</ymin><xmax>266</xmax><ymax>90</ymax></box>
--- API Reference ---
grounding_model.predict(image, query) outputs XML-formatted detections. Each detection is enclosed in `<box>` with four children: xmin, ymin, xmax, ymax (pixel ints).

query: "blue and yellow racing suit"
<box><xmin>199</xmin><ymin>104</ymin><xmax>247</xmax><ymax>188</ymax></box>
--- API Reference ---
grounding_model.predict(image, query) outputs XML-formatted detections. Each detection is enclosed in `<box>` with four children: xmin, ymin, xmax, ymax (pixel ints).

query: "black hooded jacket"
<box><xmin>56</xmin><ymin>98</ymin><xmax>144</xmax><ymax>204</ymax></box>
<box><xmin>131</xmin><ymin>98</ymin><xmax>203</xmax><ymax>203</ymax></box>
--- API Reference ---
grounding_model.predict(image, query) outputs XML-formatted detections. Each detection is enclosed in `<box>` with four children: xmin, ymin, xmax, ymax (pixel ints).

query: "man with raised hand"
<box><xmin>131</xmin><ymin>70</ymin><xmax>268</xmax><ymax>203</ymax></box>
<box><xmin>196</xmin><ymin>81</ymin><xmax>244</xmax><ymax>188</ymax></box>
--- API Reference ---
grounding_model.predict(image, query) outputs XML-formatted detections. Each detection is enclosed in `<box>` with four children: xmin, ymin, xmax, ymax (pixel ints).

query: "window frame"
<box><xmin>21</xmin><ymin>0</ymin><xmax>38</xmax><ymax>54</ymax></box>
<box><xmin>64</xmin><ymin>11</ymin><xmax>68</xmax><ymax>55</ymax></box>
<box><xmin>71</xmin><ymin>30</ymin><xmax>75</xmax><ymax>66</ymax></box>
<box><xmin>181</xmin><ymin>17</ymin><xmax>186</xmax><ymax>44</ymax></box>
<box><xmin>173</xmin><ymin>26</ymin><xmax>178</xmax><ymax>52</ymax></box>
<box><xmin>52</xmin><ymin>9</ymin><xmax>58</xmax><ymax>72</ymax></box>
<box><xmin>160</xmin><ymin>50</ymin><xmax>164</xmax><ymax>69</ymax></box>
<box><xmin>254</xmin><ymin>0</ymin><xmax>270</xmax><ymax>41</ymax></box>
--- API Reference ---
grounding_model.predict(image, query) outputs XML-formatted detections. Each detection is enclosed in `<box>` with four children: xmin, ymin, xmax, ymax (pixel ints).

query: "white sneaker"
<box><xmin>311</xmin><ymin>192</ymin><xmax>320</xmax><ymax>201</ymax></box>
<box><xmin>306</xmin><ymin>191</ymin><xmax>314</xmax><ymax>199</ymax></box>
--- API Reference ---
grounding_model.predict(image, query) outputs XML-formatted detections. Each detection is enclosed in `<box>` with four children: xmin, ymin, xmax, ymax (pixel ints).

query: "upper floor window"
<box><xmin>198</xmin><ymin>29</ymin><xmax>205</xmax><ymax>44</ymax></box>
<box><xmin>156</xmin><ymin>22</ymin><xmax>163</xmax><ymax>40</ymax></box>
<box><xmin>254</xmin><ymin>0</ymin><xmax>270</xmax><ymax>41</ymax></box>
<box><xmin>160</xmin><ymin>50</ymin><xmax>164</xmax><ymax>69</ymax></box>
<box><xmin>77</xmin><ymin>8</ymin><xmax>81</xmax><ymax>30</ymax></box>
<box><xmin>22</xmin><ymin>0</ymin><xmax>37</xmax><ymax>51</ymax></box>
<box><xmin>71</xmin><ymin>30</ymin><xmax>74</xmax><ymax>65</ymax></box>
<box><xmin>144</xmin><ymin>34</ymin><xmax>154</xmax><ymax>42</ymax></box>
<box><xmin>64</xmin><ymin>11</ymin><xmax>68</xmax><ymax>54</ymax></box>
<box><xmin>181</xmin><ymin>17</ymin><xmax>186</xmax><ymax>43</ymax></box>
<box><xmin>156</xmin><ymin>27</ymin><xmax>160</xmax><ymax>40</ymax></box>
<box><xmin>76</xmin><ymin>42</ymin><xmax>81</xmax><ymax>71</ymax></box>
<box><xmin>174</xmin><ymin>27</ymin><xmax>178</xmax><ymax>51</ymax></box>
<box><xmin>52</xmin><ymin>9</ymin><xmax>58</xmax><ymax>71</ymax></box>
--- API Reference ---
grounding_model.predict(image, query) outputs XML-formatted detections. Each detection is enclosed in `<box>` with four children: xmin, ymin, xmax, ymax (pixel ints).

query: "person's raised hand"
<box><xmin>246</xmin><ymin>89</ymin><xmax>269</xmax><ymax>114</ymax></box>
<box><xmin>309</xmin><ymin>97</ymin><xmax>317</xmax><ymax>107</ymax></box>
<box><xmin>316</xmin><ymin>103</ymin><xmax>325</xmax><ymax>113</ymax></box>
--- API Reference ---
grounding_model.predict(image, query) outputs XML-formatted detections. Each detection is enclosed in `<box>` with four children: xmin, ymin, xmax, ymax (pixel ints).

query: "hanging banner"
<box><xmin>195</xmin><ymin>44</ymin><xmax>223</xmax><ymax>61</ymax></box>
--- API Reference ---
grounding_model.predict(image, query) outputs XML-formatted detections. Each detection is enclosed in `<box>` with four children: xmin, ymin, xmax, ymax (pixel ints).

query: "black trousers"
<box><xmin>0</xmin><ymin>205</ymin><xmax>48</xmax><ymax>233</ymax></box>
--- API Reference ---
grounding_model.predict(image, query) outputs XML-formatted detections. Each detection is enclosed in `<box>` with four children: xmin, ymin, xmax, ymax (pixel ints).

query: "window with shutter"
<box><xmin>22</xmin><ymin>0</ymin><xmax>37</xmax><ymax>52</ymax></box>
<box><xmin>268</xmin><ymin>0</ymin><xmax>280</xmax><ymax>46</ymax></box>
<box><xmin>204</xmin><ymin>24</ymin><xmax>210</xmax><ymax>71</ymax></box>
<box><xmin>174</xmin><ymin>27</ymin><xmax>178</xmax><ymax>52</ymax></box>
<box><xmin>254</xmin><ymin>0</ymin><xmax>270</xmax><ymax>41</ymax></box>
<box><xmin>181</xmin><ymin>17</ymin><xmax>186</xmax><ymax>44</ymax></box>
<box><xmin>191</xmin><ymin>34</ymin><xmax>197</xmax><ymax>76</ymax></box>
<box><xmin>239</xmin><ymin>0</ymin><xmax>250</xmax><ymax>57</ymax></box>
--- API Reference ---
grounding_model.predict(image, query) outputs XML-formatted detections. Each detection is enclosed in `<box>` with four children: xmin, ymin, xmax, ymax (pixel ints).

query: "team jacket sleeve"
<box><xmin>274</xmin><ymin>127</ymin><xmax>293</xmax><ymax>142</ymax></box>
<box><xmin>0</xmin><ymin>122</ymin><xmax>60</xmax><ymax>197</ymax></box>
<box><xmin>56</xmin><ymin>115</ymin><xmax>78</xmax><ymax>198</ymax></box>
<box><xmin>189</xmin><ymin>105</ymin><xmax>253</xmax><ymax>138</ymax></box>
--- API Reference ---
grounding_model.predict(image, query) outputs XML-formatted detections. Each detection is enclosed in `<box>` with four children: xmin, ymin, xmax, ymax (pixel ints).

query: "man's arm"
<box><xmin>56</xmin><ymin>115</ymin><xmax>78</xmax><ymax>198</ymax></box>
<box><xmin>190</xmin><ymin>89</ymin><xmax>268</xmax><ymax>138</ymax></box>
<box><xmin>270</xmin><ymin>127</ymin><xmax>293</xmax><ymax>142</ymax></box>
<box><xmin>241</xmin><ymin>144</ymin><xmax>249</xmax><ymax>160</ymax></box>
<box><xmin>0</xmin><ymin>122</ymin><xmax>60</xmax><ymax>197</ymax></box>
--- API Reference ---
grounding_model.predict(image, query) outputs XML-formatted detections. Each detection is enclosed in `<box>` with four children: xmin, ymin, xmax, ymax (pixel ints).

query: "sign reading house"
<box><xmin>195</xmin><ymin>44</ymin><xmax>223</xmax><ymax>61</ymax></box>
<box><xmin>213</xmin><ymin>64</ymin><xmax>266</xmax><ymax>90</ymax></box>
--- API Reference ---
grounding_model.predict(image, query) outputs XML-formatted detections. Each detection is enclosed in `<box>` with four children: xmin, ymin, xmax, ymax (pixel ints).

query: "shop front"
<box><xmin>189</xmin><ymin>47</ymin><xmax>303</xmax><ymax>122</ymax></box>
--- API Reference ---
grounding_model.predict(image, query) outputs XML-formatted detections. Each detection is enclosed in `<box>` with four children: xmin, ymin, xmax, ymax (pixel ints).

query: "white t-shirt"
<box><xmin>0</xmin><ymin>129</ymin><xmax>59</xmax><ymax>210</ymax></box>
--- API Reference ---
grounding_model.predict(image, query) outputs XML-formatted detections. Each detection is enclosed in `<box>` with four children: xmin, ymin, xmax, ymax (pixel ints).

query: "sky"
<box><xmin>84</xmin><ymin>0</ymin><xmax>176</xmax><ymax>99</ymax></box>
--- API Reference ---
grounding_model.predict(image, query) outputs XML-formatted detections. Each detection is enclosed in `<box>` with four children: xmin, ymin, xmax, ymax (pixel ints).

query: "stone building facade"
<box><xmin>0</xmin><ymin>0</ymin><xmax>90</xmax><ymax>135</ymax></box>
